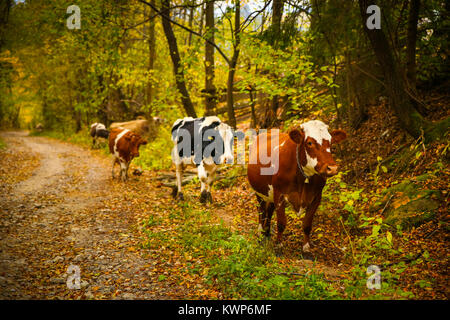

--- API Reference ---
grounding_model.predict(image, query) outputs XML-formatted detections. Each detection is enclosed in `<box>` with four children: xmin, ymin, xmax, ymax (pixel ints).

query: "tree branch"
<box><xmin>239</xmin><ymin>0</ymin><xmax>273</xmax><ymax>32</ymax></box>
<box><xmin>137</xmin><ymin>0</ymin><xmax>231</xmax><ymax>65</ymax></box>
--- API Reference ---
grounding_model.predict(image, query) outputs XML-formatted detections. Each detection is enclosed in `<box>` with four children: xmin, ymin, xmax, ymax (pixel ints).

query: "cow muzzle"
<box><xmin>317</xmin><ymin>163</ymin><xmax>338</xmax><ymax>177</ymax></box>
<box><xmin>325</xmin><ymin>165</ymin><xmax>338</xmax><ymax>177</ymax></box>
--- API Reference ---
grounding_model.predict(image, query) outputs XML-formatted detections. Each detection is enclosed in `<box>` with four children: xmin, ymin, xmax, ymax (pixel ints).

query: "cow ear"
<box><xmin>289</xmin><ymin>129</ymin><xmax>304</xmax><ymax>144</ymax></box>
<box><xmin>331</xmin><ymin>129</ymin><xmax>347</xmax><ymax>144</ymax></box>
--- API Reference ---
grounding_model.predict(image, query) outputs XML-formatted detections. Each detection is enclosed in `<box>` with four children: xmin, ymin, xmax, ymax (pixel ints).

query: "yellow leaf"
<box><xmin>386</xmin><ymin>231</ymin><xmax>392</xmax><ymax>244</ymax></box>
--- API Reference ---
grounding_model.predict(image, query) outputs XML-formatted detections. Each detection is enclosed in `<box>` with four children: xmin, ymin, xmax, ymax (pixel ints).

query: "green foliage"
<box><xmin>0</xmin><ymin>136</ymin><xmax>6</xmax><ymax>150</ymax></box>
<box><xmin>323</xmin><ymin>170</ymin><xmax>416</xmax><ymax>299</ymax></box>
<box><xmin>205</xmin><ymin>234</ymin><xmax>337</xmax><ymax>299</ymax></box>
<box><xmin>214</xmin><ymin>165</ymin><xmax>246</xmax><ymax>189</ymax></box>
<box><xmin>142</xmin><ymin>201</ymin><xmax>338</xmax><ymax>300</ymax></box>
<box><xmin>133</xmin><ymin>126</ymin><xmax>174</xmax><ymax>171</ymax></box>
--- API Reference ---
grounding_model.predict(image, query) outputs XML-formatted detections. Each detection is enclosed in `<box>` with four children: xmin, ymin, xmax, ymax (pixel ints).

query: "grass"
<box><xmin>0</xmin><ymin>136</ymin><xmax>6</xmax><ymax>150</ymax></box>
<box><xmin>142</xmin><ymin>200</ymin><xmax>340</xmax><ymax>300</ymax></box>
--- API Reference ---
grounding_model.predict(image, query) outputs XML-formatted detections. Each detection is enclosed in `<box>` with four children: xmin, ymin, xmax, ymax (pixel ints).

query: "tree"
<box><xmin>160</xmin><ymin>0</ymin><xmax>197</xmax><ymax>118</ymax></box>
<box><xmin>406</xmin><ymin>0</ymin><xmax>420</xmax><ymax>92</ymax></box>
<box><xmin>146</xmin><ymin>0</ymin><xmax>157</xmax><ymax>112</ymax></box>
<box><xmin>358</xmin><ymin>0</ymin><xmax>428</xmax><ymax>139</ymax></box>
<box><xmin>0</xmin><ymin>0</ymin><xmax>12</xmax><ymax>50</ymax></box>
<box><xmin>268</xmin><ymin>0</ymin><xmax>284</xmax><ymax>127</ymax></box>
<box><xmin>204</xmin><ymin>0</ymin><xmax>216</xmax><ymax>116</ymax></box>
<box><xmin>226</xmin><ymin>0</ymin><xmax>240</xmax><ymax>129</ymax></box>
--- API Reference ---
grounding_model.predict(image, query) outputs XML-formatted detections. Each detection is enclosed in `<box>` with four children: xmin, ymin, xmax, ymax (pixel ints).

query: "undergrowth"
<box><xmin>142</xmin><ymin>201</ymin><xmax>340</xmax><ymax>299</ymax></box>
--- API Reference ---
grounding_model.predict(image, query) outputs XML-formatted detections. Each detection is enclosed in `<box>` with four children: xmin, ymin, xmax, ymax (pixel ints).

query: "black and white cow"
<box><xmin>90</xmin><ymin>122</ymin><xmax>109</xmax><ymax>148</ymax></box>
<box><xmin>171</xmin><ymin>116</ymin><xmax>234</xmax><ymax>203</ymax></box>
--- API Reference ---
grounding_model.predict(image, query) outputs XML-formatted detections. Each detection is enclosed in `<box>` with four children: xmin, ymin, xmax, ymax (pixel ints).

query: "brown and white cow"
<box><xmin>109</xmin><ymin>128</ymin><xmax>147</xmax><ymax>182</ymax></box>
<box><xmin>247</xmin><ymin>120</ymin><xmax>346</xmax><ymax>253</ymax></box>
<box><xmin>110</xmin><ymin>117</ymin><xmax>163</xmax><ymax>139</ymax></box>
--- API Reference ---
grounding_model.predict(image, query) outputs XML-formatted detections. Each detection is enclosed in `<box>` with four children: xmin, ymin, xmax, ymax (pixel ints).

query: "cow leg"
<box><xmin>302</xmin><ymin>195</ymin><xmax>321</xmax><ymax>253</ymax></box>
<box><xmin>204</xmin><ymin>163</ymin><xmax>216</xmax><ymax>203</ymax></box>
<box><xmin>256</xmin><ymin>195</ymin><xmax>268</xmax><ymax>238</ymax></box>
<box><xmin>111</xmin><ymin>157</ymin><xmax>118</xmax><ymax>179</ymax></box>
<box><xmin>174</xmin><ymin>163</ymin><xmax>184</xmax><ymax>200</ymax></box>
<box><xmin>125</xmin><ymin>161</ymin><xmax>130</xmax><ymax>180</ymax></box>
<box><xmin>119</xmin><ymin>160</ymin><xmax>128</xmax><ymax>182</ymax></box>
<box><xmin>198</xmin><ymin>162</ymin><xmax>209</xmax><ymax>204</ymax></box>
<box><xmin>274</xmin><ymin>194</ymin><xmax>287</xmax><ymax>244</ymax></box>
<box><xmin>262</xmin><ymin>201</ymin><xmax>275</xmax><ymax>239</ymax></box>
<box><xmin>271</xmin><ymin>200</ymin><xmax>286</xmax><ymax>256</ymax></box>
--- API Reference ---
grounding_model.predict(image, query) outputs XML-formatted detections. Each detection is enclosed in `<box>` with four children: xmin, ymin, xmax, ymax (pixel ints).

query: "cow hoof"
<box><xmin>171</xmin><ymin>187</ymin><xmax>178</xmax><ymax>198</ymax></box>
<box><xmin>200</xmin><ymin>190</ymin><xmax>208</xmax><ymax>204</ymax></box>
<box><xmin>207</xmin><ymin>192</ymin><xmax>213</xmax><ymax>203</ymax></box>
<box><xmin>176</xmin><ymin>192</ymin><xmax>184</xmax><ymax>201</ymax></box>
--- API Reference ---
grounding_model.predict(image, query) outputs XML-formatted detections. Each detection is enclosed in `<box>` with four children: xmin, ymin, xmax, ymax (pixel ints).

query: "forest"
<box><xmin>0</xmin><ymin>0</ymin><xmax>448</xmax><ymax>301</ymax></box>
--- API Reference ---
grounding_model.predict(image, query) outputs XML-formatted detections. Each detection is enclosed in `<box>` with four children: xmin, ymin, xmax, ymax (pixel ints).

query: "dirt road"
<box><xmin>0</xmin><ymin>131</ymin><xmax>180</xmax><ymax>299</ymax></box>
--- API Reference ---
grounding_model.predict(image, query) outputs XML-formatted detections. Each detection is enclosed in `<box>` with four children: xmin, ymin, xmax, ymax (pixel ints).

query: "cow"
<box><xmin>90</xmin><ymin>123</ymin><xmax>109</xmax><ymax>148</ymax></box>
<box><xmin>247</xmin><ymin>120</ymin><xmax>347</xmax><ymax>253</ymax></box>
<box><xmin>110</xmin><ymin>116</ymin><xmax>163</xmax><ymax>139</ymax></box>
<box><xmin>171</xmin><ymin>116</ymin><xmax>234</xmax><ymax>203</ymax></box>
<box><xmin>109</xmin><ymin>128</ymin><xmax>147</xmax><ymax>182</ymax></box>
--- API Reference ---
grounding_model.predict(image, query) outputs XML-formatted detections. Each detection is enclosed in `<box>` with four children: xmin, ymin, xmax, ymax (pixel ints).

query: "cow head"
<box><xmin>289</xmin><ymin>120</ymin><xmax>346</xmax><ymax>178</ymax></box>
<box><xmin>217</xmin><ymin>123</ymin><xmax>234</xmax><ymax>164</ymax></box>
<box><xmin>126</xmin><ymin>133</ymin><xmax>147</xmax><ymax>158</ymax></box>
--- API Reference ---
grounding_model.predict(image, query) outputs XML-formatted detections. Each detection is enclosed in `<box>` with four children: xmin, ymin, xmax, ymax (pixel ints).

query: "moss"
<box><xmin>387</xmin><ymin>148</ymin><xmax>415</xmax><ymax>173</ymax></box>
<box><xmin>414</xmin><ymin>174</ymin><xmax>431</xmax><ymax>182</ymax></box>
<box><xmin>382</xmin><ymin>179</ymin><xmax>414</xmax><ymax>195</ymax></box>
<box><xmin>424</xmin><ymin>116</ymin><xmax>450</xmax><ymax>143</ymax></box>
<box><xmin>384</xmin><ymin>196</ymin><xmax>440</xmax><ymax>229</ymax></box>
<box><xmin>377</xmin><ymin>177</ymin><xmax>442</xmax><ymax>230</ymax></box>
<box><xmin>384</xmin><ymin>191</ymin><xmax>442</xmax><ymax>230</ymax></box>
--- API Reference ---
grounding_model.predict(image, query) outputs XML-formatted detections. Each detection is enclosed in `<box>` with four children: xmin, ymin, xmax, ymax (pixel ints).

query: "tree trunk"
<box><xmin>358</xmin><ymin>0</ymin><xmax>428</xmax><ymax>139</ymax></box>
<box><xmin>226</xmin><ymin>0</ymin><xmax>240</xmax><ymax>129</ymax></box>
<box><xmin>269</xmin><ymin>0</ymin><xmax>283</xmax><ymax>126</ymax></box>
<box><xmin>271</xmin><ymin>0</ymin><xmax>283</xmax><ymax>43</ymax></box>
<box><xmin>161</xmin><ymin>0</ymin><xmax>197</xmax><ymax>118</ymax></box>
<box><xmin>96</xmin><ymin>75</ymin><xmax>109</xmax><ymax>125</ymax></box>
<box><xmin>146</xmin><ymin>0</ymin><xmax>156</xmax><ymax>112</ymax></box>
<box><xmin>249</xmin><ymin>88</ymin><xmax>257</xmax><ymax>128</ymax></box>
<box><xmin>0</xmin><ymin>0</ymin><xmax>12</xmax><ymax>51</ymax></box>
<box><xmin>345</xmin><ymin>51</ymin><xmax>367</xmax><ymax>129</ymax></box>
<box><xmin>204</xmin><ymin>0</ymin><xmax>216</xmax><ymax>116</ymax></box>
<box><xmin>406</xmin><ymin>0</ymin><xmax>420</xmax><ymax>91</ymax></box>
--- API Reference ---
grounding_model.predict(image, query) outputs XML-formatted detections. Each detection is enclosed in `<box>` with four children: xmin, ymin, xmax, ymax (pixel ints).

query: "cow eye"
<box><xmin>307</xmin><ymin>141</ymin><xmax>313</xmax><ymax>147</ymax></box>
